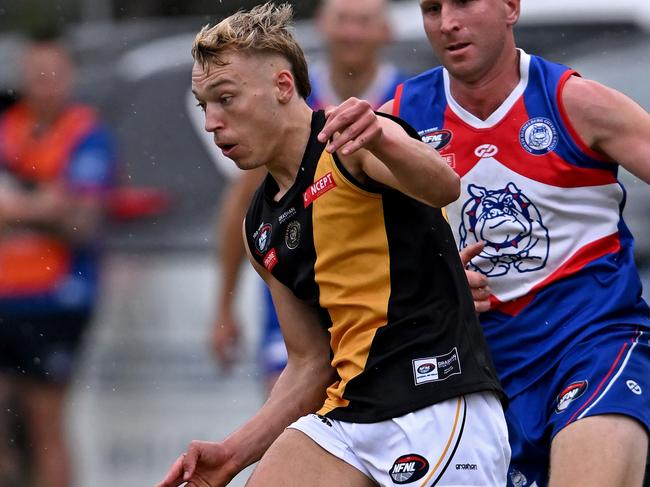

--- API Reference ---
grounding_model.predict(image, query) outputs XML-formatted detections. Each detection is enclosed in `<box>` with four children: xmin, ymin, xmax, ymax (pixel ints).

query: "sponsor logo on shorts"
<box><xmin>626</xmin><ymin>379</ymin><xmax>642</xmax><ymax>395</ymax></box>
<box><xmin>303</xmin><ymin>172</ymin><xmax>336</xmax><ymax>208</ymax></box>
<box><xmin>389</xmin><ymin>454</ymin><xmax>429</xmax><ymax>484</ymax></box>
<box><xmin>422</xmin><ymin>129</ymin><xmax>452</xmax><ymax>150</ymax></box>
<box><xmin>253</xmin><ymin>222</ymin><xmax>272</xmax><ymax>255</ymax></box>
<box><xmin>555</xmin><ymin>380</ymin><xmax>588</xmax><ymax>413</ymax></box>
<box><xmin>315</xmin><ymin>414</ymin><xmax>332</xmax><ymax>427</ymax></box>
<box><xmin>455</xmin><ymin>463</ymin><xmax>478</xmax><ymax>470</ymax></box>
<box><xmin>285</xmin><ymin>221</ymin><xmax>301</xmax><ymax>250</ymax></box>
<box><xmin>412</xmin><ymin>347</ymin><xmax>461</xmax><ymax>385</ymax></box>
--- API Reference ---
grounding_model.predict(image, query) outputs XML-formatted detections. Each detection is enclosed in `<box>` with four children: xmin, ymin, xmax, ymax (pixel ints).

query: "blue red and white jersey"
<box><xmin>307</xmin><ymin>60</ymin><xmax>406</xmax><ymax>111</ymax></box>
<box><xmin>394</xmin><ymin>51</ymin><xmax>650</xmax><ymax>395</ymax></box>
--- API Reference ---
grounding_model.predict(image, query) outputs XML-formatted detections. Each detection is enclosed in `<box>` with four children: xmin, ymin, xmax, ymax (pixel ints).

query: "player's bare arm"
<box><xmin>318</xmin><ymin>97</ymin><xmax>460</xmax><ymax>207</ymax></box>
<box><xmin>562</xmin><ymin>75</ymin><xmax>650</xmax><ymax>183</ymax></box>
<box><xmin>157</xmin><ymin>227</ymin><xmax>334</xmax><ymax>487</ymax></box>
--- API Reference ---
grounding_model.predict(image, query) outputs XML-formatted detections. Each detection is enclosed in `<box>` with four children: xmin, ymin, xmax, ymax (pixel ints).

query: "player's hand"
<box><xmin>459</xmin><ymin>242</ymin><xmax>491</xmax><ymax>313</ymax></box>
<box><xmin>212</xmin><ymin>312</ymin><xmax>241</xmax><ymax>372</ymax></box>
<box><xmin>317</xmin><ymin>98</ymin><xmax>383</xmax><ymax>156</ymax></box>
<box><xmin>154</xmin><ymin>440</ymin><xmax>238</xmax><ymax>487</ymax></box>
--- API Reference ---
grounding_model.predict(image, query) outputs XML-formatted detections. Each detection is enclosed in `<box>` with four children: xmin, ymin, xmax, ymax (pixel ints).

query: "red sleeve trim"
<box><xmin>556</xmin><ymin>70</ymin><xmax>609</xmax><ymax>162</ymax></box>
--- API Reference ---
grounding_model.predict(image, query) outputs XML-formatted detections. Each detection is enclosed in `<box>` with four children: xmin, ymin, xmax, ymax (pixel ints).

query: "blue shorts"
<box><xmin>506</xmin><ymin>325</ymin><xmax>650</xmax><ymax>486</ymax></box>
<box><xmin>258</xmin><ymin>286</ymin><xmax>287</xmax><ymax>377</ymax></box>
<box><xmin>0</xmin><ymin>311</ymin><xmax>91</xmax><ymax>384</ymax></box>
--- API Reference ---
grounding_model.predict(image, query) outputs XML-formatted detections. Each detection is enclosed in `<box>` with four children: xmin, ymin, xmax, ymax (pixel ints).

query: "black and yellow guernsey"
<box><xmin>245</xmin><ymin>110</ymin><xmax>504</xmax><ymax>423</ymax></box>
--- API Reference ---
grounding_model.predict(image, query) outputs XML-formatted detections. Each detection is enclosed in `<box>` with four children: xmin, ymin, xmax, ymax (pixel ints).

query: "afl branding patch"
<box><xmin>555</xmin><ymin>380</ymin><xmax>588</xmax><ymax>413</ymax></box>
<box><xmin>413</xmin><ymin>347</ymin><xmax>461</xmax><ymax>385</ymax></box>
<box><xmin>422</xmin><ymin>129</ymin><xmax>452</xmax><ymax>151</ymax></box>
<box><xmin>253</xmin><ymin>223</ymin><xmax>272</xmax><ymax>256</ymax></box>
<box><xmin>303</xmin><ymin>172</ymin><xmax>336</xmax><ymax>208</ymax></box>
<box><xmin>285</xmin><ymin>221</ymin><xmax>301</xmax><ymax>250</ymax></box>
<box><xmin>389</xmin><ymin>454</ymin><xmax>429</xmax><ymax>484</ymax></box>
<box><xmin>520</xmin><ymin>117</ymin><xmax>558</xmax><ymax>155</ymax></box>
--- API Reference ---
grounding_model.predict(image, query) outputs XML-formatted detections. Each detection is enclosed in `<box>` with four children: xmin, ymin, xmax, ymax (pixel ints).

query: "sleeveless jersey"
<box><xmin>245</xmin><ymin>110</ymin><xmax>503</xmax><ymax>423</ymax></box>
<box><xmin>394</xmin><ymin>50</ymin><xmax>650</xmax><ymax>396</ymax></box>
<box><xmin>0</xmin><ymin>102</ymin><xmax>116</xmax><ymax>316</ymax></box>
<box><xmin>307</xmin><ymin>60</ymin><xmax>406</xmax><ymax>111</ymax></box>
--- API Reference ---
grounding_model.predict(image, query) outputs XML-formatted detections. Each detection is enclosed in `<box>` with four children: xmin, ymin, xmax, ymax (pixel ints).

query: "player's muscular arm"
<box><xmin>562</xmin><ymin>75</ymin><xmax>650</xmax><ymax>183</ymax></box>
<box><xmin>319</xmin><ymin>98</ymin><xmax>460</xmax><ymax>207</ymax></box>
<box><xmin>157</xmin><ymin>224</ymin><xmax>335</xmax><ymax>487</ymax></box>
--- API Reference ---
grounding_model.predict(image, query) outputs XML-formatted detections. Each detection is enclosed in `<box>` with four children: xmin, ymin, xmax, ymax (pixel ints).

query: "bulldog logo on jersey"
<box><xmin>253</xmin><ymin>223</ymin><xmax>273</xmax><ymax>256</ymax></box>
<box><xmin>458</xmin><ymin>183</ymin><xmax>549</xmax><ymax>277</ymax></box>
<box><xmin>520</xmin><ymin>117</ymin><xmax>558</xmax><ymax>155</ymax></box>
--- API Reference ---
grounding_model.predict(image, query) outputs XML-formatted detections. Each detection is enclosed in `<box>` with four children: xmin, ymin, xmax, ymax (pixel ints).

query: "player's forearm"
<box><xmin>221</xmin><ymin>356</ymin><xmax>334</xmax><ymax>473</ymax></box>
<box><xmin>371</xmin><ymin>121</ymin><xmax>460</xmax><ymax>207</ymax></box>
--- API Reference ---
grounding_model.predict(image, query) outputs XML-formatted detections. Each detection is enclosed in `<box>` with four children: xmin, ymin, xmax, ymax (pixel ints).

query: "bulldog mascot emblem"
<box><xmin>458</xmin><ymin>182</ymin><xmax>549</xmax><ymax>277</ymax></box>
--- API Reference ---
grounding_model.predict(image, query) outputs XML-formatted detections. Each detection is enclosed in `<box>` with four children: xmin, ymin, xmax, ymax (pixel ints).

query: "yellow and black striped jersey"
<box><xmin>245</xmin><ymin>111</ymin><xmax>504</xmax><ymax>423</ymax></box>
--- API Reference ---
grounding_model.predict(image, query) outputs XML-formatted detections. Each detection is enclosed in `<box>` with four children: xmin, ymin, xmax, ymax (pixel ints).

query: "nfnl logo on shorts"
<box><xmin>555</xmin><ymin>380</ymin><xmax>588</xmax><ymax>413</ymax></box>
<box><xmin>413</xmin><ymin>347</ymin><xmax>461</xmax><ymax>385</ymax></box>
<box><xmin>303</xmin><ymin>172</ymin><xmax>336</xmax><ymax>207</ymax></box>
<box><xmin>263</xmin><ymin>248</ymin><xmax>278</xmax><ymax>272</ymax></box>
<box><xmin>389</xmin><ymin>454</ymin><xmax>429</xmax><ymax>484</ymax></box>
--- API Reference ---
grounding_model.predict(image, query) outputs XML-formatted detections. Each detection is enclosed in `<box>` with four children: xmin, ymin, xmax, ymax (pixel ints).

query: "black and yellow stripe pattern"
<box><xmin>245</xmin><ymin>111</ymin><xmax>503</xmax><ymax>423</ymax></box>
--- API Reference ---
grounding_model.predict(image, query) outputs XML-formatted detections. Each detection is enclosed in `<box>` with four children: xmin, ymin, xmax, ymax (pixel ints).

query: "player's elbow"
<box><xmin>431</xmin><ymin>170</ymin><xmax>460</xmax><ymax>207</ymax></box>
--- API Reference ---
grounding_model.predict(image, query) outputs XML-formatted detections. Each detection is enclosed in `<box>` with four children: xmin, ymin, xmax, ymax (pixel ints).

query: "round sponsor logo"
<box><xmin>626</xmin><ymin>380</ymin><xmax>642</xmax><ymax>395</ymax></box>
<box><xmin>417</xmin><ymin>363</ymin><xmax>436</xmax><ymax>375</ymax></box>
<box><xmin>422</xmin><ymin>129</ymin><xmax>452</xmax><ymax>150</ymax></box>
<box><xmin>520</xmin><ymin>117</ymin><xmax>558</xmax><ymax>155</ymax></box>
<box><xmin>474</xmin><ymin>144</ymin><xmax>498</xmax><ymax>158</ymax></box>
<box><xmin>389</xmin><ymin>454</ymin><xmax>429</xmax><ymax>484</ymax></box>
<box><xmin>555</xmin><ymin>380</ymin><xmax>588</xmax><ymax>413</ymax></box>
<box><xmin>285</xmin><ymin>221</ymin><xmax>301</xmax><ymax>250</ymax></box>
<box><xmin>254</xmin><ymin>223</ymin><xmax>272</xmax><ymax>255</ymax></box>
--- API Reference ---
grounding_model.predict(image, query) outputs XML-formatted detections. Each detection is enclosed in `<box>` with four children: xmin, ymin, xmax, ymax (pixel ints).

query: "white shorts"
<box><xmin>288</xmin><ymin>392</ymin><xmax>510</xmax><ymax>486</ymax></box>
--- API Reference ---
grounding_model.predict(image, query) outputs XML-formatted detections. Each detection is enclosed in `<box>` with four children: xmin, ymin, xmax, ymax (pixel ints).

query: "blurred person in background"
<box><xmin>0</xmin><ymin>33</ymin><xmax>117</xmax><ymax>487</ymax></box>
<box><xmin>391</xmin><ymin>0</ymin><xmax>650</xmax><ymax>485</ymax></box>
<box><xmin>212</xmin><ymin>0</ymin><xmax>408</xmax><ymax>394</ymax></box>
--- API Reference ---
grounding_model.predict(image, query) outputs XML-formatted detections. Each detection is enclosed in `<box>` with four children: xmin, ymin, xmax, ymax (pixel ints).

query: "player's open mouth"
<box><xmin>218</xmin><ymin>143</ymin><xmax>237</xmax><ymax>156</ymax></box>
<box><xmin>447</xmin><ymin>42</ymin><xmax>470</xmax><ymax>52</ymax></box>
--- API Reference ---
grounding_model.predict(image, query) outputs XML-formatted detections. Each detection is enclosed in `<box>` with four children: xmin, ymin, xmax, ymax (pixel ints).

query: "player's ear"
<box><xmin>276</xmin><ymin>69</ymin><xmax>295</xmax><ymax>104</ymax></box>
<box><xmin>504</xmin><ymin>0</ymin><xmax>520</xmax><ymax>26</ymax></box>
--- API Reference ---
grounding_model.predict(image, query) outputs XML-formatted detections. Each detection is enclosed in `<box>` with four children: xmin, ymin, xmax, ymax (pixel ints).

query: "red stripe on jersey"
<box><xmin>392</xmin><ymin>83</ymin><xmax>404</xmax><ymax>116</ymax></box>
<box><xmin>556</xmin><ymin>71</ymin><xmax>610</xmax><ymax>163</ymax></box>
<box><xmin>442</xmin><ymin>100</ymin><xmax>617</xmax><ymax>187</ymax></box>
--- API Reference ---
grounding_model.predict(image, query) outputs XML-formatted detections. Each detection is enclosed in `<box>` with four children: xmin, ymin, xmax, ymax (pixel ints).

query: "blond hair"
<box><xmin>192</xmin><ymin>2</ymin><xmax>311</xmax><ymax>99</ymax></box>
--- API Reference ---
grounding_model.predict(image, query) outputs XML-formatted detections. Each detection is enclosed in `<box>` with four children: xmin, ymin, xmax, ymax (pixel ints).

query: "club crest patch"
<box><xmin>520</xmin><ymin>117</ymin><xmax>558</xmax><ymax>155</ymax></box>
<box><xmin>285</xmin><ymin>221</ymin><xmax>301</xmax><ymax>250</ymax></box>
<box><xmin>253</xmin><ymin>223</ymin><xmax>272</xmax><ymax>256</ymax></box>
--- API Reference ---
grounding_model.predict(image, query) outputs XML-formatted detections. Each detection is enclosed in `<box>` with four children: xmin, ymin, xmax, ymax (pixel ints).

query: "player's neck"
<box><xmin>329</xmin><ymin>59</ymin><xmax>379</xmax><ymax>102</ymax></box>
<box><xmin>449</xmin><ymin>49</ymin><xmax>520</xmax><ymax>122</ymax></box>
<box><xmin>267</xmin><ymin>102</ymin><xmax>314</xmax><ymax>202</ymax></box>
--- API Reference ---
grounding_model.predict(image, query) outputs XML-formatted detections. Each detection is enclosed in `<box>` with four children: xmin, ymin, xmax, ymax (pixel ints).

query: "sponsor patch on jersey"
<box><xmin>413</xmin><ymin>347</ymin><xmax>461</xmax><ymax>385</ymax></box>
<box><xmin>389</xmin><ymin>454</ymin><xmax>429</xmax><ymax>484</ymax></box>
<box><xmin>253</xmin><ymin>223</ymin><xmax>273</xmax><ymax>256</ymax></box>
<box><xmin>626</xmin><ymin>379</ymin><xmax>642</xmax><ymax>395</ymax></box>
<box><xmin>474</xmin><ymin>143</ymin><xmax>499</xmax><ymax>158</ymax></box>
<box><xmin>303</xmin><ymin>172</ymin><xmax>336</xmax><ymax>208</ymax></box>
<box><xmin>285</xmin><ymin>221</ymin><xmax>301</xmax><ymax>250</ymax></box>
<box><xmin>519</xmin><ymin>117</ymin><xmax>558</xmax><ymax>155</ymax></box>
<box><xmin>555</xmin><ymin>380</ymin><xmax>588</xmax><ymax>413</ymax></box>
<box><xmin>442</xmin><ymin>153</ymin><xmax>456</xmax><ymax>168</ymax></box>
<box><xmin>422</xmin><ymin>129</ymin><xmax>452</xmax><ymax>150</ymax></box>
<box><xmin>278</xmin><ymin>207</ymin><xmax>296</xmax><ymax>224</ymax></box>
<box><xmin>263</xmin><ymin>248</ymin><xmax>278</xmax><ymax>272</ymax></box>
